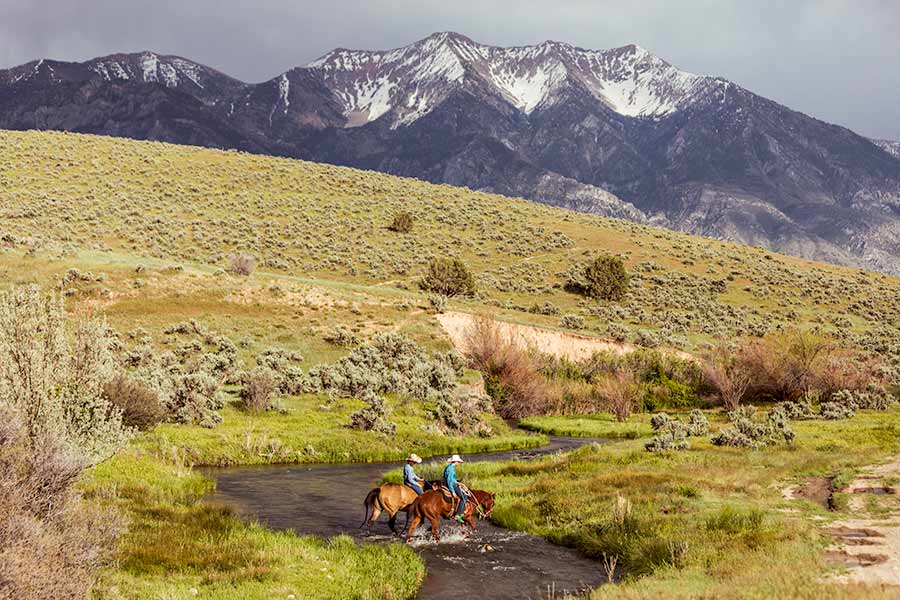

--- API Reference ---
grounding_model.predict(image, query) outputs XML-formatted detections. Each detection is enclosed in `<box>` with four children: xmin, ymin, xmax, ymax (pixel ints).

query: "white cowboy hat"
<box><xmin>406</xmin><ymin>453</ymin><xmax>422</xmax><ymax>463</ymax></box>
<box><xmin>447</xmin><ymin>454</ymin><xmax>464</xmax><ymax>463</ymax></box>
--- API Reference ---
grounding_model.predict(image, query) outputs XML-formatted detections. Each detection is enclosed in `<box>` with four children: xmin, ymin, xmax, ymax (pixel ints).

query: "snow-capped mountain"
<box><xmin>3</xmin><ymin>32</ymin><xmax>900</xmax><ymax>275</ymax></box>
<box><xmin>300</xmin><ymin>32</ymin><xmax>718</xmax><ymax>128</ymax></box>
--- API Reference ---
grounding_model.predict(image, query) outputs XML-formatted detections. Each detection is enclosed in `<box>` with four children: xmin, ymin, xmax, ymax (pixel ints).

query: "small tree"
<box><xmin>566</xmin><ymin>255</ymin><xmax>629</xmax><ymax>301</ymax></box>
<box><xmin>420</xmin><ymin>258</ymin><xmax>476</xmax><ymax>297</ymax></box>
<box><xmin>388</xmin><ymin>211</ymin><xmax>414</xmax><ymax>233</ymax></box>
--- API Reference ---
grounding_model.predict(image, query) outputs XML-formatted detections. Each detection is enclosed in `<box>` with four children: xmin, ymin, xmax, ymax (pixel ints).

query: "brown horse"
<box><xmin>404</xmin><ymin>488</ymin><xmax>496</xmax><ymax>542</ymax></box>
<box><xmin>361</xmin><ymin>483</ymin><xmax>427</xmax><ymax>533</ymax></box>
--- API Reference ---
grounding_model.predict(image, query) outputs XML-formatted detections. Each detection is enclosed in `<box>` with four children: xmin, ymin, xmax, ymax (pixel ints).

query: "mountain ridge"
<box><xmin>3</xmin><ymin>32</ymin><xmax>900</xmax><ymax>274</ymax></box>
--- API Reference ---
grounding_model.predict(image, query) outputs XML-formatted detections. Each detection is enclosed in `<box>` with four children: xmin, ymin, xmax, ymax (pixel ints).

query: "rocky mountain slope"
<box><xmin>3</xmin><ymin>33</ymin><xmax>900</xmax><ymax>273</ymax></box>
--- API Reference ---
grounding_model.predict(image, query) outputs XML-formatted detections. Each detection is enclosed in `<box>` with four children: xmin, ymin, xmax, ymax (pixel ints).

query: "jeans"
<box><xmin>405</xmin><ymin>482</ymin><xmax>424</xmax><ymax>496</ymax></box>
<box><xmin>453</xmin><ymin>483</ymin><xmax>466</xmax><ymax>517</ymax></box>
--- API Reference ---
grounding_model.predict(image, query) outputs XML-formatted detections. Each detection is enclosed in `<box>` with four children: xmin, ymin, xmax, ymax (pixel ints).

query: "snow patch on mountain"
<box><xmin>304</xmin><ymin>33</ymin><xmax>710</xmax><ymax>127</ymax></box>
<box><xmin>872</xmin><ymin>138</ymin><xmax>900</xmax><ymax>159</ymax></box>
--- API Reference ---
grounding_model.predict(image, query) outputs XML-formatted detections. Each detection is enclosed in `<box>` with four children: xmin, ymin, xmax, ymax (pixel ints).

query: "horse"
<box><xmin>404</xmin><ymin>487</ymin><xmax>496</xmax><ymax>542</ymax></box>
<box><xmin>360</xmin><ymin>480</ymin><xmax>445</xmax><ymax>533</ymax></box>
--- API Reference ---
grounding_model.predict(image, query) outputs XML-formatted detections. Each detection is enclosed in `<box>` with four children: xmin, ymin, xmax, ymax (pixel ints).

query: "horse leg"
<box><xmin>465</xmin><ymin>514</ymin><xmax>477</xmax><ymax>531</ymax></box>
<box><xmin>404</xmin><ymin>511</ymin><xmax>422</xmax><ymax>543</ymax></box>
<box><xmin>388</xmin><ymin>511</ymin><xmax>398</xmax><ymax>534</ymax></box>
<box><xmin>430</xmin><ymin>515</ymin><xmax>441</xmax><ymax>542</ymax></box>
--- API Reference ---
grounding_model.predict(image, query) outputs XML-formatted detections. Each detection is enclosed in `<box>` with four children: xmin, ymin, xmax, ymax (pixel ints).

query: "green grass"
<box><xmin>415</xmin><ymin>407</ymin><xmax>900</xmax><ymax>599</ymax></box>
<box><xmin>83</xmin><ymin>451</ymin><xmax>425</xmax><ymax>600</ymax></box>
<box><xmin>140</xmin><ymin>392</ymin><xmax>546</xmax><ymax>466</ymax></box>
<box><xmin>519</xmin><ymin>414</ymin><xmax>654</xmax><ymax>439</ymax></box>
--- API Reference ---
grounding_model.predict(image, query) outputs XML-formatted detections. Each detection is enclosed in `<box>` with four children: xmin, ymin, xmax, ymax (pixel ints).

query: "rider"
<box><xmin>443</xmin><ymin>454</ymin><xmax>466</xmax><ymax>523</ymax></box>
<box><xmin>403</xmin><ymin>453</ymin><xmax>425</xmax><ymax>495</ymax></box>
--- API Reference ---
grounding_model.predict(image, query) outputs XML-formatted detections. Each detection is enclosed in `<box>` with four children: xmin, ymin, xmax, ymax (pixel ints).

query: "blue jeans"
<box><xmin>405</xmin><ymin>482</ymin><xmax>424</xmax><ymax>496</ymax></box>
<box><xmin>453</xmin><ymin>483</ymin><xmax>466</xmax><ymax>517</ymax></box>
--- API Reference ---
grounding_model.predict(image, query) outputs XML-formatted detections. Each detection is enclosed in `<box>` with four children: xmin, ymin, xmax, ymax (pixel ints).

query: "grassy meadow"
<box><xmin>2</xmin><ymin>129</ymin><xmax>900</xmax><ymax>598</ymax></box>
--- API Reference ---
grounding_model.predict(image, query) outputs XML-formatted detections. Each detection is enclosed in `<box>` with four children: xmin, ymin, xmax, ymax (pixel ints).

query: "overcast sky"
<box><xmin>1</xmin><ymin>0</ymin><xmax>898</xmax><ymax>139</ymax></box>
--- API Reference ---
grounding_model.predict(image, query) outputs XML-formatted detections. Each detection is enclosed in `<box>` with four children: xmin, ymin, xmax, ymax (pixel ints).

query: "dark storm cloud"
<box><xmin>1</xmin><ymin>0</ymin><xmax>898</xmax><ymax>139</ymax></box>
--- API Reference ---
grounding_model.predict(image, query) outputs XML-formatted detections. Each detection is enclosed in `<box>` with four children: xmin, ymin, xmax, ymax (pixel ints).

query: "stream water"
<box><xmin>208</xmin><ymin>436</ymin><xmax>606</xmax><ymax>599</ymax></box>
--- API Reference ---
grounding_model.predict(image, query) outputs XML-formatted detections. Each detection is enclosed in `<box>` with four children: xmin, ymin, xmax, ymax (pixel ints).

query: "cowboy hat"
<box><xmin>447</xmin><ymin>454</ymin><xmax>464</xmax><ymax>463</ymax></box>
<box><xmin>405</xmin><ymin>453</ymin><xmax>422</xmax><ymax>463</ymax></box>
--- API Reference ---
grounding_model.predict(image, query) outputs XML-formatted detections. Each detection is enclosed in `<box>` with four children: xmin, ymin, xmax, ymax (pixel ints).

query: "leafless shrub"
<box><xmin>465</xmin><ymin>316</ymin><xmax>553</xmax><ymax>419</ymax></box>
<box><xmin>239</xmin><ymin>366</ymin><xmax>281</xmax><ymax>413</ymax></box>
<box><xmin>0</xmin><ymin>409</ymin><xmax>122</xmax><ymax>600</ymax></box>
<box><xmin>229</xmin><ymin>253</ymin><xmax>256</xmax><ymax>276</ymax></box>
<box><xmin>596</xmin><ymin>371</ymin><xmax>638</xmax><ymax>422</ymax></box>
<box><xmin>702</xmin><ymin>344</ymin><xmax>751</xmax><ymax>411</ymax></box>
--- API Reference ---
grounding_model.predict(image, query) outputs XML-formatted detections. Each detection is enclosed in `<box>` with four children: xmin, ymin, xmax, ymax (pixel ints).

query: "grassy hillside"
<box><xmin>2</xmin><ymin>129</ymin><xmax>899</xmax><ymax>362</ymax></box>
<box><xmin>3</xmin><ymin>129</ymin><xmax>900</xmax><ymax>599</ymax></box>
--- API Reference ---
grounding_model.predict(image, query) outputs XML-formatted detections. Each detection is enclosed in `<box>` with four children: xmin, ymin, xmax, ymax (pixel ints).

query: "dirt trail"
<box><xmin>436</xmin><ymin>311</ymin><xmax>693</xmax><ymax>362</ymax></box>
<box><xmin>825</xmin><ymin>458</ymin><xmax>900</xmax><ymax>587</ymax></box>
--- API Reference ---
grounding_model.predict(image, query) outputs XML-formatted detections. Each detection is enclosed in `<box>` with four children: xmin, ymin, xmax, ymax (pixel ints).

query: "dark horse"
<box><xmin>404</xmin><ymin>487</ymin><xmax>496</xmax><ymax>542</ymax></box>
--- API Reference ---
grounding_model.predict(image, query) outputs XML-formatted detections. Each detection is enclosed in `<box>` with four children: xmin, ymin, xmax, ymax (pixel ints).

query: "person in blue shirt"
<box><xmin>403</xmin><ymin>453</ymin><xmax>425</xmax><ymax>495</ymax></box>
<box><xmin>442</xmin><ymin>454</ymin><xmax>466</xmax><ymax>523</ymax></box>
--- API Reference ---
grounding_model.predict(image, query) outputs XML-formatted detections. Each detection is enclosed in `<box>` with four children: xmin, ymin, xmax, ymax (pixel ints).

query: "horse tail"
<box><xmin>361</xmin><ymin>487</ymin><xmax>380</xmax><ymax>528</ymax></box>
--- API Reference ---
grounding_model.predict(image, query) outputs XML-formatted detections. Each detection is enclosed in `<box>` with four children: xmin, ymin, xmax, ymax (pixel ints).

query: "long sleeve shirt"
<box><xmin>403</xmin><ymin>463</ymin><xmax>421</xmax><ymax>486</ymax></box>
<box><xmin>443</xmin><ymin>463</ymin><xmax>458</xmax><ymax>489</ymax></box>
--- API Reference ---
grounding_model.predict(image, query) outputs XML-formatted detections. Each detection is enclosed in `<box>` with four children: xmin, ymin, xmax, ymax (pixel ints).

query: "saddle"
<box><xmin>439</xmin><ymin>483</ymin><xmax>473</xmax><ymax>514</ymax></box>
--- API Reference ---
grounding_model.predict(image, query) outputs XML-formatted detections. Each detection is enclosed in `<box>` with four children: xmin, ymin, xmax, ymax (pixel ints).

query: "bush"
<box><xmin>239</xmin><ymin>366</ymin><xmax>282</xmax><ymax>413</ymax></box>
<box><xmin>431</xmin><ymin>388</ymin><xmax>493</xmax><ymax>435</ymax></box>
<box><xmin>257</xmin><ymin>347</ymin><xmax>305</xmax><ymax>395</ymax></box>
<box><xmin>645</xmin><ymin>410</ymin><xmax>708</xmax><ymax>452</ymax></box>
<box><xmin>428</xmin><ymin>294</ymin><xmax>449</xmax><ymax>314</ymax></box>
<box><xmin>465</xmin><ymin>316</ymin><xmax>553</xmax><ymax>419</ymax></box>
<box><xmin>420</xmin><ymin>258</ymin><xmax>476</xmax><ymax>297</ymax></box>
<box><xmin>229</xmin><ymin>253</ymin><xmax>256</xmax><ymax>276</ymax></box>
<box><xmin>596</xmin><ymin>371</ymin><xmax>638</xmax><ymax>422</ymax></box>
<box><xmin>702</xmin><ymin>344</ymin><xmax>751</xmax><ymax>410</ymax></box>
<box><xmin>102</xmin><ymin>375</ymin><xmax>165</xmax><ymax>431</ymax></box>
<box><xmin>819</xmin><ymin>401</ymin><xmax>854</xmax><ymax>420</ymax></box>
<box><xmin>0</xmin><ymin>412</ymin><xmax>122</xmax><ymax>599</ymax></box>
<box><xmin>388</xmin><ymin>211</ymin><xmax>414</xmax><ymax>233</ymax></box>
<box><xmin>349</xmin><ymin>390</ymin><xmax>396</xmax><ymax>435</ymax></box>
<box><xmin>0</xmin><ymin>285</ymin><xmax>130</xmax><ymax>462</ymax></box>
<box><xmin>711</xmin><ymin>405</ymin><xmax>795</xmax><ymax>448</ymax></box>
<box><xmin>560</xmin><ymin>314</ymin><xmax>585</xmax><ymax>330</ymax></box>
<box><xmin>566</xmin><ymin>255</ymin><xmax>629</xmax><ymax>301</ymax></box>
<box><xmin>779</xmin><ymin>398</ymin><xmax>816</xmax><ymax>420</ymax></box>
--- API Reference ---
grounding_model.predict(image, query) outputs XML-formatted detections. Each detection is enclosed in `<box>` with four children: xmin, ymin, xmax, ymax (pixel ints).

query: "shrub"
<box><xmin>597</xmin><ymin>371</ymin><xmax>638</xmax><ymax>422</ymax></box>
<box><xmin>0</xmin><ymin>285</ymin><xmax>130</xmax><ymax>463</ymax></box>
<box><xmin>560</xmin><ymin>314</ymin><xmax>585</xmax><ymax>330</ymax></box>
<box><xmin>711</xmin><ymin>405</ymin><xmax>795</xmax><ymax>448</ymax></box>
<box><xmin>428</xmin><ymin>294</ymin><xmax>449</xmax><ymax>314</ymax></box>
<box><xmin>465</xmin><ymin>316</ymin><xmax>553</xmax><ymax>419</ymax></box>
<box><xmin>702</xmin><ymin>344</ymin><xmax>751</xmax><ymax>410</ymax></box>
<box><xmin>239</xmin><ymin>366</ymin><xmax>282</xmax><ymax>413</ymax></box>
<box><xmin>645</xmin><ymin>410</ymin><xmax>708</xmax><ymax>452</ymax></box>
<box><xmin>102</xmin><ymin>375</ymin><xmax>165</xmax><ymax>431</ymax></box>
<box><xmin>420</xmin><ymin>258</ymin><xmax>476</xmax><ymax>297</ymax></box>
<box><xmin>739</xmin><ymin>330</ymin><xmax>834</xmax><ymax>402</ymax></box>
<box><xmin>0</xmin><ymin>411</ymin><xmax>122</xmax><ymax>599</ymax></box>
<box><xmin>308</xmin><ymin>332</ymin><xmax>462</xmax><ymax>402</ymax></box>
<box><xmin>431</xmin><ymin>388</ymin><xmax>493</xmax><ymax>435</ymax></box>
<box><xmin>388</xmin><ymin>211</ymin><xmax>414</xmax><ymax>233</ymax></box>
<box><xmin>566</xmin><ymin>255</ymin><xmax>629</xmax><ymax>301</ymax></box>
<box><xmin>819</xmin><ymin>401</ymin><xmax>854</xmax><ymax>420</ymax></box>
<box><xmin>169</xmin><ymin>372</ymin><xmax>224</xmax><ymax>428</ymax></box>
<box><xmin>779</xmin><ymin>398</ymin><xmax>817</xmax><ymax>420</ymax></box>
<box><xmin>257</xmin><ymin>347</ymin><xmax>305</xmax><ymax>395</ymax></box>
<box><xmin>349</xmin><ymin>390</ymin><xmax>396</xmax><ymax>435</ymax></box>
<box><xmin>229</xmin><ymin>253</ymin><xmax>256</xmax><ymax>276</ymax></box>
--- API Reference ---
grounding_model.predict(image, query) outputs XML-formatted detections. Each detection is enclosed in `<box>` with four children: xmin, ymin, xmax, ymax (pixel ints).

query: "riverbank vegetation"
<box><xmin>448</xmin><ymin>407</ymin><xmax>900</xmax><ymax>599</ymax></box>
